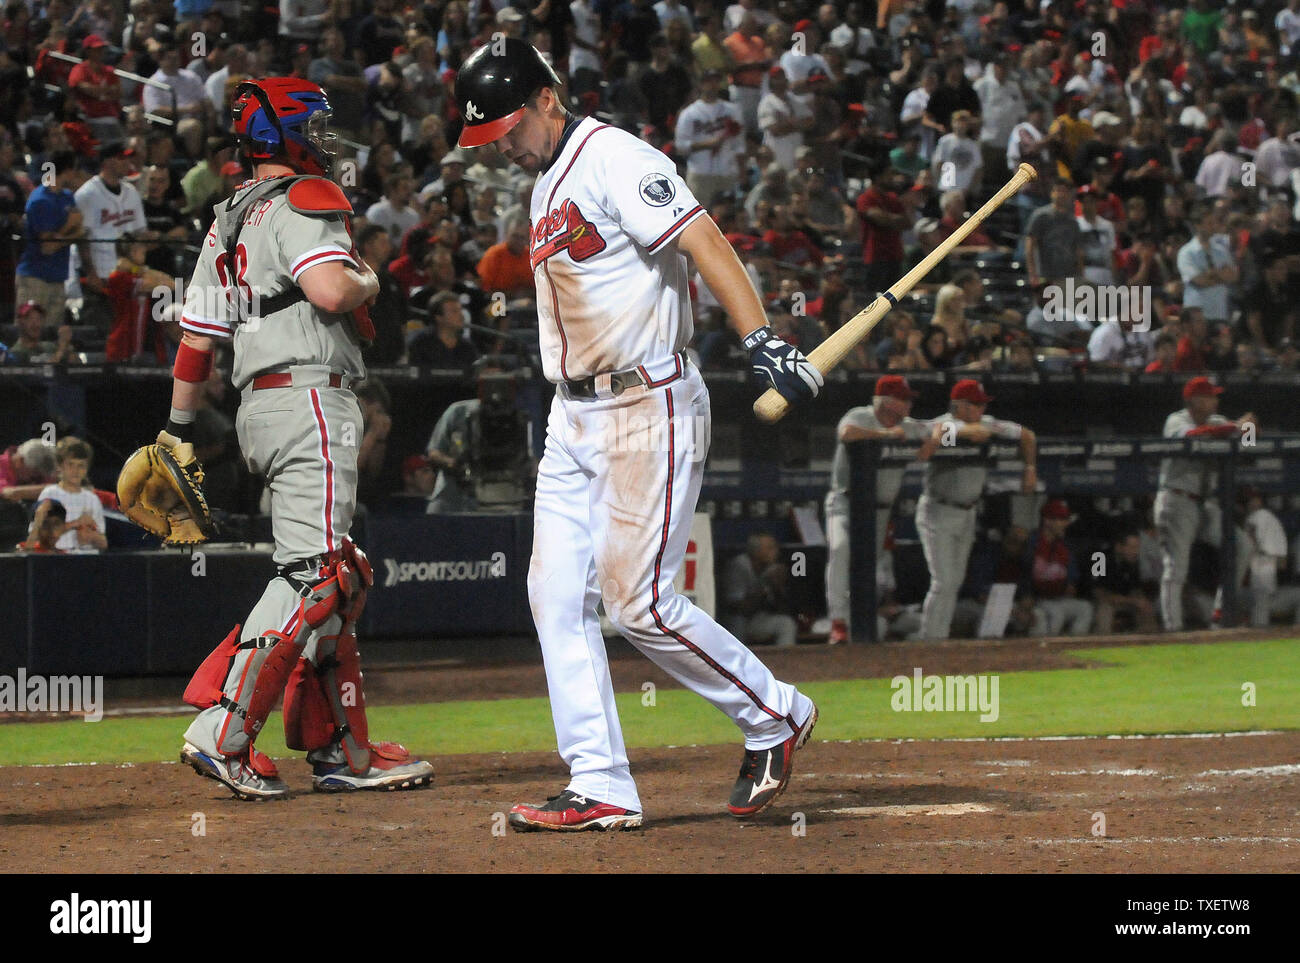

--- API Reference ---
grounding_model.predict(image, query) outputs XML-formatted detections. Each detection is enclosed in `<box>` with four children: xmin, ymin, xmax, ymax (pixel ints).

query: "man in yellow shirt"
<box><xmin>692</xmin><ymin>12</ymin><xmax>730</xmax><ymax>76</ymax></box>
<box><xmin>1046</xmin><ymin>95</ymin><xmax>1094</xmax><ymax>181</ymax></box>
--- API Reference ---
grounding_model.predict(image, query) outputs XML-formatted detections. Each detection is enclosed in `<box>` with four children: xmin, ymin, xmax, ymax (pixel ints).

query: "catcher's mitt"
<box><xmin>116</xmin><ymin>431</ymin><xmax>217</xmax><ymax>545</ymax></box>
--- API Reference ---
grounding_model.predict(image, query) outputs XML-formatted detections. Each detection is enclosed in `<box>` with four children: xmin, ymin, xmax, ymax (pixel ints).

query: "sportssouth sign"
<box><xmin>384</xmin><ymin>553</ymin><xmax>507</xmax><ymax>587</ymax></box>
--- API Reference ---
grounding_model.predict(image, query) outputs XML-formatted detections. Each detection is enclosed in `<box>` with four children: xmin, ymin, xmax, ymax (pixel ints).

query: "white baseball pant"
<box><xmin>527</xmin><ymin>359</ymin><xmax>814</xmax><ymax>813</ymax></box>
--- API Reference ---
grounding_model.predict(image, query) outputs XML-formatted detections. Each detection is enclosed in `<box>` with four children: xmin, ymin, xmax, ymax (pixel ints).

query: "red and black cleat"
<box><xmin>508</xmin><ymin>790</ymin><xmax>644</xmax><ymax>832</ymax></box>
<box><xmin>727</xmin><ymin>703</ymin><xmax>819</xmax><ymax>818</ymax></box>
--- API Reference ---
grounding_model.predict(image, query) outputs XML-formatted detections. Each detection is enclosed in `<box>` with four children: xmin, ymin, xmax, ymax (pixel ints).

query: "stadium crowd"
<box><xmin>1</xmin><ymin>0</ymin><xmax>1299</xmax><ymax>637</ymax></box>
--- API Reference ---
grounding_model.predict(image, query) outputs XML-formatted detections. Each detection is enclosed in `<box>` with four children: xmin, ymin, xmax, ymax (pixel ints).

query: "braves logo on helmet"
<box><xmin>465</xmin><ymin>101</ymin><xmax>484</xmax><ymax>122</ymax></box>
<box><xmin>232</xmin><ymin>78</ymin><xmax>338</xmax><ymax>177</ymax></box>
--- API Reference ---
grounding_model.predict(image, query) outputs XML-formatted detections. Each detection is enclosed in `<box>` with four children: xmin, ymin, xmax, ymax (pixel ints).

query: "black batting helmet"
<box><xmin>455</xmin><ymin>38</ymin><xmax>561</xmax><ymax>148</ymax></box>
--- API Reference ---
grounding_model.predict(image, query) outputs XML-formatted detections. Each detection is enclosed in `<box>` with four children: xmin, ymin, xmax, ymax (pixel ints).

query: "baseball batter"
<box><xmin>168</xmin><ymin>78</ymin><xmax>433</xmax><ymax>799</ymax></box>
<box><xmin>824</xmin><ymin>375</ymin><xmax>931</xmax><ymax>644</ymax></box>
<box><xmin>915</xmin><ymin>380</ymin><xmax>1037</xmax><ymax>640</ymax></box>
<box><xmin>1154</xmin><ymin>376</ymin><xmax>1256</xmax><ymax>631</ymax></box>
<box><xmin>455</xmin><ymin>39</ymin><xmax>821</xmax><ymax>831</ymax></box>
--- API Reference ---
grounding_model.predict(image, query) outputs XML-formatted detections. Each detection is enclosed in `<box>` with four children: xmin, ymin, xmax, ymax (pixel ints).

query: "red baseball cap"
<box><xmin>16</xmin><ymin>300</ymin><xmax>43</xmax><ymax>318</ymax></box>
<box><xmin>402</xmin><ymin>454</ymin><xmax>432</xmax><ymax>477</ymax></box>
<box><xmin>82</xmin><ymin>34</ymin><xmax>108</xmax><ymax>49</ymax></box>
<box><xmin>1041</xmin><ymin>498</ymin><xmax>1072</xmax><ymax>520</ymax></box>
<box><xmin>1183</xmin><ymin>376</ymin><xmax>1224</xmax><ymax>399</ymax></box>
<box><xmin>951</xmin><ymin>379</ymin><xmax>993</xmax><ymax>404</ymax></box>
<box><xmin>875</xmin><ymin>375</ymin><xmax>918</xmax><ymax>400</ymax></box>
<box><xmin>220</xmin><ymin>160</ymin><xmax>243</xmax><ymax>177</ymax></box>
<box><xmin>793</xmin><ymin>18</ymin><xmax>813</xmax><ymax>32</ymax></box>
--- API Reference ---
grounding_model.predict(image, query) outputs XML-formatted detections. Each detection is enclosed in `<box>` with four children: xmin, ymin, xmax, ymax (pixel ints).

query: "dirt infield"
<box><xmin>2</xmin><ymin>631</ymin><xmax>1297</xmax><ymax>873</ymax></box>
<box><xmin>2</xmin><ymin>731</ymin><xmax>1297</xmax><ymax>873</ymax></box>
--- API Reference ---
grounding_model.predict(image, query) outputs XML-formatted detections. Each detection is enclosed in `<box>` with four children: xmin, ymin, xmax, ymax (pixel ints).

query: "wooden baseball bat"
<box><xmin>753</xmin><ymin>162</ymin><xmax>1039</xmax><ymax>424</ymax></box>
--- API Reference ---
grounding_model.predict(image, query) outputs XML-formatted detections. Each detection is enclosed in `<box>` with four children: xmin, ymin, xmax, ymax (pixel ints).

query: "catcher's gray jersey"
<box><xmin>179</xmin><ymin>177</ymin><xmax>366</xmax><ymax>390</ymax></box>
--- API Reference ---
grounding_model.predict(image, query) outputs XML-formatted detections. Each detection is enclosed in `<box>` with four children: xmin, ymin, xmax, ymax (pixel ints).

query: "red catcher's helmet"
<box><xmin>231</xmin><ymin>78</ymin><xmax>337</xmax><ymax>176</ymax></box>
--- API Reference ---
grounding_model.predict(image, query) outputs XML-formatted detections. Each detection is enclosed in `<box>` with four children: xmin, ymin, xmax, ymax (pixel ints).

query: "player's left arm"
<box><xmin>678</xmin><ymin>216</ymin><xmax>823</xmax><ymax>402</ymax></box>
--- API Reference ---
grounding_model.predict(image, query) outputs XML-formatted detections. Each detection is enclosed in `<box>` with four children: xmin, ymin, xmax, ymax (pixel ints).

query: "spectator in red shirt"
<box><xmin>386</xmin><ymin>225</ymin><xmax>435</xmax><ymax>297</ymax></box>
<box><xmin>1145</xmin><ymin>332</ymin><xmax>1177</xmax><ymax>373</ymax></box>
<box><xmin>104</xmin><ymin>233</ymin><xmax>174</xmax><ymax>363</ymax></box>
<box><xmin>68</xmin><ymin>35</ymin><xmax>124</xmax><ymax>143</ymax></box>
<box><xmin>762</xmin><ymin>204</ymin><xmax>824</xmax><ymax>268</ymax></box>
<box><xmin>920</xmin><ymin>189</ymin><xmax>995</xmax><ymax>254</ymax></box>
<box><xmin>856</xmin><ymin>165</ymin><xmax>915</xmax><ymax>296</ymax></box>
<box><xmin>1174</xmin><ymin>308</ymin><xmax>1209</xmax><ymax>371</ymax></box>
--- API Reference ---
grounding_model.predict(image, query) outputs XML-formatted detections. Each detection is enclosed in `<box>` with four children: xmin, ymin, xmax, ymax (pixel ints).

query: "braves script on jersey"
<box><xmin>74</xmin><ymin>174</ymin><xmax>147</xmax><ymax>280</ymax></box>
<box><xmin>180</xmin><ymin>175</ymin><xmax>365</xmax><ymax>391</ymax></box>
<box><xmin>529</xmin><ymin>117</ymin><xmax>706</xmax><ymax>383</ymax></box>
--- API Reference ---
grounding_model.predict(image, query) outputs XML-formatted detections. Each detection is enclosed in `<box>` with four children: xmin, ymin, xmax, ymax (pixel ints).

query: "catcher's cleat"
<box><xmin>309</xmin><ymin>740</ymin><xmax>434</xmax><ymax>792</ymax></box>
<box><xmin>508</xmin><ymin>790</ymin><xmax>644</xmax><ymax>832</ymax></box>
<box><xmin>727</xmin><ymin>702</ymin><xmax>819</xmax><ymax>818</ymax></box>
<box><xmin>181</xmin><ymin>742</ymin><xmax>290</xmax><ymax>801</ymax></box>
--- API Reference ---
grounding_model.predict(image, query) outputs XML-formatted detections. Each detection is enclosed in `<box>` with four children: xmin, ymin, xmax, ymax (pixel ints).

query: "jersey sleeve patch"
<box><xmin>290</xmin><ymin>244</ymin><xmax>357</xmax><ymax>280</ymax></box>
<box><xmin>286</xmin><ymin>177</ymin><xmax>354</xmax><ymax>217</ymax></box>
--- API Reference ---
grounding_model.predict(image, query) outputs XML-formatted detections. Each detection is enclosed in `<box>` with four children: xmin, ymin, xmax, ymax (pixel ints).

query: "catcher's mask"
<box><xmin>232</xmin><ymin>78</ymin><xmax>338</xmax><ymax>177</ymax></box>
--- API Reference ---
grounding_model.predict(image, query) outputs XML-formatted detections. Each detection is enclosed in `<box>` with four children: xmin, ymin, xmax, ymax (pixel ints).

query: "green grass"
<box><xmin>1</xmin><ymin>640</ymin><xmax>1297</xmax><ymax>766</ymax></box>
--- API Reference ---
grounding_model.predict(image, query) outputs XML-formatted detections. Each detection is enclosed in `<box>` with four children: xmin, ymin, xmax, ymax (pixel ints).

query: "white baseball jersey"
<box><xmin>180</xmin><ymin>176</ymin><xmax>366</xmax><ymax>390</ymax></box>
<box><xmin>1158</xmin><ymin>408</ymin><xmax>1230</xmax><ymax>495</ymax></box>
<box><xmin>673</xmin><ymin>99</ymin><xmax>744</xmax><ymax>176</ymax></box>
<box><xmin>74</xmin><ymin>175</ymin><xmax>147</xmax><ymax>280</ymax></box>
<box><xmin>529</xmin><ymin>117</ymin><xmax>707</xmax><ymax>382</ymax></box>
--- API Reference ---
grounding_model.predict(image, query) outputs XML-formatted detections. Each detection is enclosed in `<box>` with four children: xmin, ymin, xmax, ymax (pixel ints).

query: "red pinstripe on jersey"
<box><xmin>309</xmin><ymin>388</ymin><xmax>336</xmax><ymax>554</ymax></box>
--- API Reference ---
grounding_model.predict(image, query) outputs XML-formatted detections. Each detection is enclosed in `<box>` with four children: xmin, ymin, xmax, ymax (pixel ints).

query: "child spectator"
<box><xmin>16</xmin><ymin>500</ymin><xmax>66</xmax><ymax>553</ymax></box>
<box><xmin>31</xmin><ymin>439</ymin><xmax>107</xmax><ymax>553</ymax></box>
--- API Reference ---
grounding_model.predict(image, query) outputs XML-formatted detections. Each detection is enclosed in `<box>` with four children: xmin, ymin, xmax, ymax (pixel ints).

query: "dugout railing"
<box><xmin>845</xmin><ymin>434</ymin><xmax>1300</xmax><ymax>642</ymax></box>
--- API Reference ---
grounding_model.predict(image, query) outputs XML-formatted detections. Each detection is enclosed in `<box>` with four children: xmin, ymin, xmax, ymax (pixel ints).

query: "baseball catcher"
<box><xmin>120</xmin><ymin>78</ymin><xmax>433</xmax><ymax>799</ymax></box>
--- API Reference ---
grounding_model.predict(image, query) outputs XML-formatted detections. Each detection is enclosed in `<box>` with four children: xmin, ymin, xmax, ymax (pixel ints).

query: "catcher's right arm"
<box><xmin>116</xmin><ymin>430</ymin><xmax>217</xmax><ymax>546</ymax></box>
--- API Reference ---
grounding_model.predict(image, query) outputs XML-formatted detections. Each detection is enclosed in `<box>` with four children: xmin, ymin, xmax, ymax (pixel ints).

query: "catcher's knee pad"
<box><xmin>282</xmin><ymin>536</ymin><xmax>374</xmax><ymax>629</ymax></box>
<box><xmin>283</xmin><ymin>629</ymin><xmax>372</xmax><ymax>772</ymax></box>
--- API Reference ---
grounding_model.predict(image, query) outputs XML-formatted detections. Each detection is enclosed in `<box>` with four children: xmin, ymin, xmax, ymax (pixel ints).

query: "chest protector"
<box><xmin>217</xmin><ymin>175</ymin><xmax>375</xmax><ymax>343</ymax></box>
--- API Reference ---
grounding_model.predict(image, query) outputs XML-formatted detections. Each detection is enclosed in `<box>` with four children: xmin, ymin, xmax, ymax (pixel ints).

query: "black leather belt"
<box><xmin>563</xmin><ymin>353</ymin><xmax>685</xmax><ymax>399</ymax></box>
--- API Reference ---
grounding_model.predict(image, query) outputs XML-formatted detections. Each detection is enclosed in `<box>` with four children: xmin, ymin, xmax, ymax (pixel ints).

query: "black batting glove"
<box><xmin>742</xmin><ymin>325</ymin><xmax>824</xmax><ymax>402</ymax></box>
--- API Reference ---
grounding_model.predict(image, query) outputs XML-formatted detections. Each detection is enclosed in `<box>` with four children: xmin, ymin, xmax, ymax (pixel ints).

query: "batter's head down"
<box><xmin>455</xmin><ymin>38</ymin><xmax>563</xmax><ymax>153</ymax></box>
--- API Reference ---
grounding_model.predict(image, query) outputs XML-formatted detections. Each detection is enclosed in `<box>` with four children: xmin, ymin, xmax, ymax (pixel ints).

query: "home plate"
<box><xmin>823</xmin><ymin>803</ymin><xmax>997</xmax><ymax>817</ymax></box>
